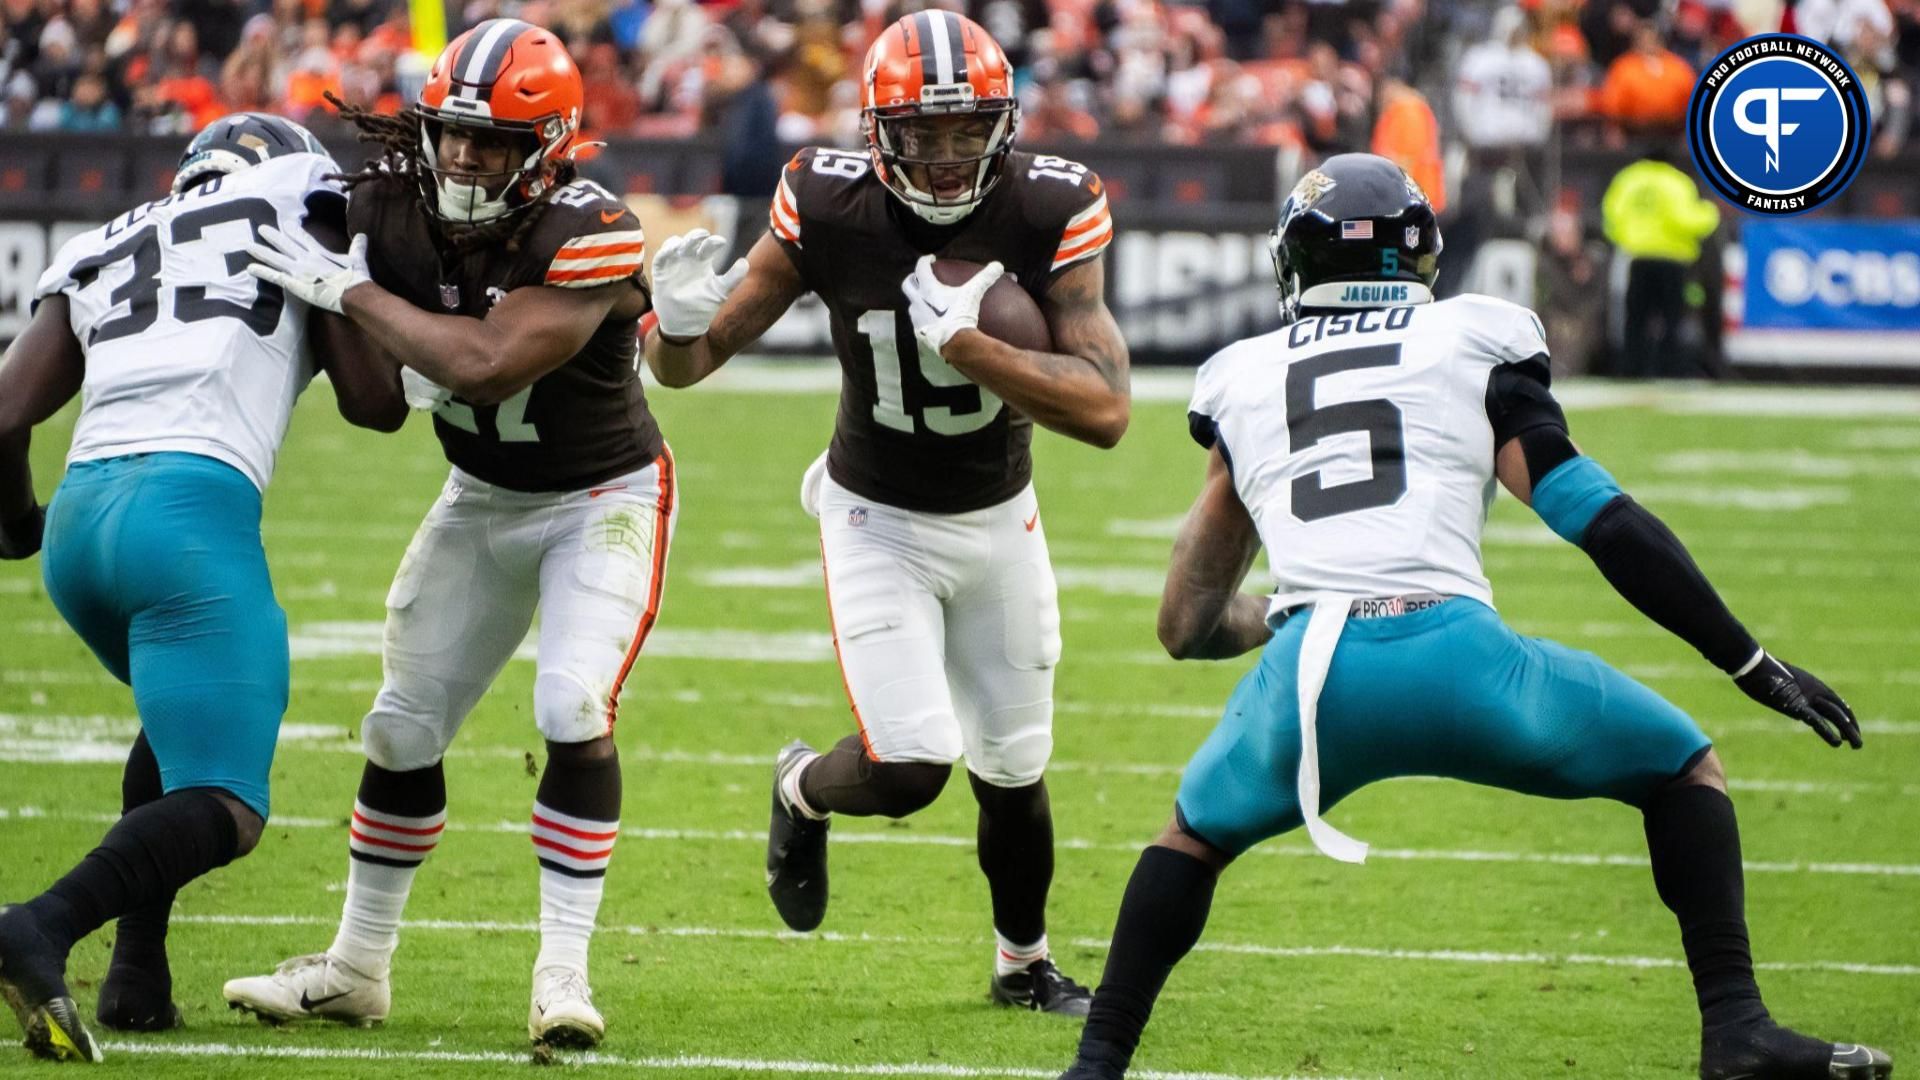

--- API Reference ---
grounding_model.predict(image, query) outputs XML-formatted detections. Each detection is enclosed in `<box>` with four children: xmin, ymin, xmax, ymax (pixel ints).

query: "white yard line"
<box><xmin>3</xmin><ymin>713</ymin><xmax>1910</xmax><ymax>797</ymax></box>
<box><xmin>7</xmin><ymin>807</ymin><xmax>1916</xmax><ymax>878</ymax></box>
<box><xmin>689</xmin><ymin>363</ymin><xmax>1920</xmax><ymax>418</ymax></box>
<box><xmin>102</xmin><ymin>1039</ymin><xmax>1340</xmax><ymax>1080</ymax></box>
<box><xmin>167</xmin><ymin>913</ymin><xmax>1920</xmax><ymax>979</ymax></box>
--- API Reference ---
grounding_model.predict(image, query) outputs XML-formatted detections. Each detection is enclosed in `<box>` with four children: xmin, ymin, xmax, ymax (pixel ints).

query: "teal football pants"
<box><xmin>42</xmin><ymin>452</ymin><xmax>288</xmax><ymax>819</ymax></box>
<box><xmin>1176</xmin><ymin>598</ymin><xmax>1711</xmax><ymax>857</ymax></box>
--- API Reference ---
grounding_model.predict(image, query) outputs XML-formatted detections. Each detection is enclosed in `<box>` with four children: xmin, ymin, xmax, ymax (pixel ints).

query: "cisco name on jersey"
<box><xmin>348</xmin><ymin>173</ymin><xmax>664</xmax><ymax>493</ymax></box>
<box><xmin>1190</xmin><ymin>293</ymin><xmax>1548</xmax><ymax>611</ymax></box>
<box><xmin>33</xmin><ymin>152</ymin><xmax>342</xmax><ymax>491</ymax></box>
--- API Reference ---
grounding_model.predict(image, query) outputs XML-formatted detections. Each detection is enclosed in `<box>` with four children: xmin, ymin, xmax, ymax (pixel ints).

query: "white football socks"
<box><xmin>531</xmin><ymin>803</ymin><xmax>618</xmax><ymax>975</ymax></box>
<box><xmin>780</xmin><ymin>751</ymin><xmax>829</xmax><ymax>821</ymax></box>
<box><xmin>331</xmin><ymin>801</ymin><xmax>444</xmax><ymax>976</ymax></box>
<box><xmin>995</xmin><ymin>930</ymin><xmax>1049</xmax><ymax>977</ymax></box>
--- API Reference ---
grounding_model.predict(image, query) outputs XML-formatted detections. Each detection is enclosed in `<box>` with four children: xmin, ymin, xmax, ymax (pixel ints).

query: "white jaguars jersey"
<box><xmin>1188</xmin><ymin>293</ymin><xmax>1550</xmax><ymax>613</ymax></box>
<box><xmin>32</xmin><ymin>151</ymin><xmax>342</xmax><ymax>491</ymax></box>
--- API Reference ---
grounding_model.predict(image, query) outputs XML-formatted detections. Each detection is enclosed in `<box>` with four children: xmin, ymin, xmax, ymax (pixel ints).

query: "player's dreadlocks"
<box><xmin>325</xmin><ymin>91</ymin><xmax>578</xmax><ymax>256</ymax></box>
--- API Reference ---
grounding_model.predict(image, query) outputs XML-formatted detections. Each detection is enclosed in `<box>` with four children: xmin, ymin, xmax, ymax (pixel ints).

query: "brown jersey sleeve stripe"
<box><xmin>770</xmin><ymin>174</ymin><xmax>802</xmax><ymax>245</ymax></box>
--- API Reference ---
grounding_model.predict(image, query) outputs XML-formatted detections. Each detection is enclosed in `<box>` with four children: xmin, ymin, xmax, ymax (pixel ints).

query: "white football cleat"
<box><xmin>222</xmin><ymin>953</ymin><xmax>389</xmax><ymax>1026</ymax></box>
<box><xmin>529</xmin><ymin>967</ymin><xmax>604</xmax><ymax>1048</ymax></box>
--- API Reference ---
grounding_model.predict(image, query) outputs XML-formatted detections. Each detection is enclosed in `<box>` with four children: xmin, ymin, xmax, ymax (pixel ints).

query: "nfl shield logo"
<box><xmin>439</xmin><ymin>283</ymin><xmax>460</xmax><ymax>308</ymax></box>
<box><xmin>848</xmin><ymin>507</ymin><xmax>868</xmax><ymax>528</ymax></box>
<box><xmin>1405</xmin><ymin>225</ymin><xmax>1421</xmax><ymax>248</ymax></box>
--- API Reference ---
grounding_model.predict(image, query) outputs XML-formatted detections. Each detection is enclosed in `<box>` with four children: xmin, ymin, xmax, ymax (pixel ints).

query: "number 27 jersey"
<box><xmin>770</xmin><ymin>147</ymin><xmax>1112</xmax><ymax>513</ymax></box>
<box><xmin>1188</xmin><ymin>294</ymin><xmax>1551</xmax><ymax>611</ymax></box>
<box><xmin>33</xmin><ymin>152</ymin><xmax>341</xmax><ymax>491</ymax></box>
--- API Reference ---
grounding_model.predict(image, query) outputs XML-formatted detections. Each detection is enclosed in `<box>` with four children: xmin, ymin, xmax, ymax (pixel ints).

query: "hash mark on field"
<box><xmin>12</xmin><ymin>806</ymin><xmax>1918</xmax><ymax>877</ymax></box>
<box><xmin>168</xmin><ymin>914</ymin><xmax>1920</xmax><ymax>979</ymax></box>
<box><xmin>103</xmin><ymin>1037</ymin><xmax>1348</xmax><ymax>1080</ymax></box>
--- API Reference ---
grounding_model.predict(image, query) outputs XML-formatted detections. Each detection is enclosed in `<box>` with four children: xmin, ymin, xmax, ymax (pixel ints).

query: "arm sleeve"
<box><xmin>1577</xmin><ymin>493</ymin><xmax>1762</xmax><ymax>674</ymax></box>
<box><xmin>1527</xmin><ymin>450</ymin><xmax>1762</xmax><ymax>675</ymax></box>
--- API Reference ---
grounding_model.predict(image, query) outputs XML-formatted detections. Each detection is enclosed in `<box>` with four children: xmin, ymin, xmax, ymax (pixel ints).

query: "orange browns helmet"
<box><xmin>417</xmin><ymin>18</ymin><xmax>583</xmax><ymax>224</ymax></box>
<box><xmin>861</xmin><ymin>11</ymin><xmax>1018</xmax><ymax>225</ymax></box>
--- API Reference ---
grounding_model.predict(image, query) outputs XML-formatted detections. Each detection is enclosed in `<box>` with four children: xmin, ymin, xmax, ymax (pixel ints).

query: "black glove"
<box><xmin>0</xmin><ymin>503</ymin><xmax>43</xmax><ymax>560</ymax></box>
<box><xmin>1734</xmin><ymin>652</ymin><xmax>1861</xmax><ymax>749</ymax></box>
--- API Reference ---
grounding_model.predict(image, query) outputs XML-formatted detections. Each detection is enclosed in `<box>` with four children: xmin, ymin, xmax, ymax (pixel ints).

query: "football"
<box><xmin>931</xmin><ymin>258</ymin><xmax>1054</xmax><ymax>353</ymax></box>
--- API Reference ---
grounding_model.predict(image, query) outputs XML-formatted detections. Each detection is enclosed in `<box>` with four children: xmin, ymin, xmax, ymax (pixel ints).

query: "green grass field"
<box><xmin>1</xmin><ymin>368</ymin><xmax>1915</xmax><ymax>1079</ymax></box>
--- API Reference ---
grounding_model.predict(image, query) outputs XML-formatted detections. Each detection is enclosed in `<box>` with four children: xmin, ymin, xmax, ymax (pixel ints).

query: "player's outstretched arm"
<box><xmin>1158</xmin><ymin>445</ymin><xmax>1271</xmax><ymax>660</ymax></box>
<box><xmin>1493</xmin><ymin>400</ymin><xmax>1861</xmax><ymax>749</ymax></box>
<box><xmin>645</xmin><ymin>232</ymin><xmax>806</xmax><ymax>388</ymax></box>
<box><xmin>341</xmin><ymin>278</ymin><xmax>639</xmax><ymax>406</ymax></box>
<box><xmin>0</xmin><ymin>296</ymin><xmax>84</xmax><ymax>559</ymax></box>
<box><xmin>310</xmin><ymin>312</ymin><xmax>406</xmax><ymax>432</ymax></box>
<box><xmin>915</xmin><ymin>256</ymin><xmax>1131</xmax><ymax>449</ymax></box>
<box><xmin>247</xmin><ymin>224</ymin><xmax>642</xmax><ymax>406</ymax></box>
<box><xmin>300</xmin><ymin>194</ymin><xmax>407</xmax><ymax>432</ymax></box>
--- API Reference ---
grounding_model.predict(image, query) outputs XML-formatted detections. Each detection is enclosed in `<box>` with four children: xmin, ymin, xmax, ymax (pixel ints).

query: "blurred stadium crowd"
<box><xmin>2</xmin><ymin>0</ymin><xmax>1914</xmax><ymax>170</ymax></box>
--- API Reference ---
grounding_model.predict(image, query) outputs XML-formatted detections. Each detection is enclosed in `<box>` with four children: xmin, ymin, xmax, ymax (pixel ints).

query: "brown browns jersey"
<box><xmin>348</xmin><ymin>172</ymin><xmax>663</xmax><ymax>492</ymax></box>
<box><xmin>769</xmin><ymin>147</ymin><xmax>1113</xmax><ymax>513</ymax></box>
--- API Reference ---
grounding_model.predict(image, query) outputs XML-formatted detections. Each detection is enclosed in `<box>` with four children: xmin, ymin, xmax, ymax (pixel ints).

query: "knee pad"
<box><xmin>361</xmin><ymin>691</ymin><xmax>456</xmax><ymax>772</ymax></box>
<box><xmin>968</xmin><ymin>712</ymin><xmax>1053</xmax><ymax>788</ymax></box>
<box><xmin>534</xmin><ymin>669</ymin><xmax>614</xmax><ymax>745</ymax></box>
<box><xmin>863</xmin><ymin>759</ymin><xmax>952</xmax><ymax>818</ymax></box>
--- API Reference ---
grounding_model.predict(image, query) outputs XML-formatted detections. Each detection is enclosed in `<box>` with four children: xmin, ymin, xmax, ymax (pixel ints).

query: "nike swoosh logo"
<box><xmin>300</xmin><ymin>990</ymin><xmax>352</xmax><ymax>1011</ymax></box>
<box><xmin>589</xmin><ymin>484</ymin><xmax>628</xmax><ymax>498</ymax></box>
<box><xmin>600</xmin><ymin>209</ymin><xmax>625</xmax><ymax>224</ymax></box>
<box><xmin>1024</xmin><ymin>512</ymin><xmax>1039</xmax><ymax>532</ymax></box>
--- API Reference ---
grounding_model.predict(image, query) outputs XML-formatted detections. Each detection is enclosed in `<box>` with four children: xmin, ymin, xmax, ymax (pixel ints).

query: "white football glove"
<box><xmin>400</xmin><ymin>366</ymin><xmax>451</xmax><ymax>411</ymax></box>
<box><xmin>902</xmin><ymin>254</ymin><xmax>1003</xmax><ymax>354</ymax></box>
<box><xmin>649</xmin><ymin>228</ymin><xmax>748</xmax><ymax>341</ymax></box>
<box><xmin>245</xmin><ymin>226</ymin><xmax>370</xmax><ymax>315</ymax></box>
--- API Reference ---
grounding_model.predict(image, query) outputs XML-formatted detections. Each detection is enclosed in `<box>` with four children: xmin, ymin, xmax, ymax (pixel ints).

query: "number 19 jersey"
<box><xmin>33</xmin><ymin>152</ymin><xmax>342</xmax><ymax>492</ymax></box>
<box><xmin>770</xmin><ymin>146</ymin><xmax>1113</xmax><ymax>513</ymax></box>
<box><xmin>1187</xmin><ymin>294</ymin><xmax>1551</xmax><ymax>611</ymax></box>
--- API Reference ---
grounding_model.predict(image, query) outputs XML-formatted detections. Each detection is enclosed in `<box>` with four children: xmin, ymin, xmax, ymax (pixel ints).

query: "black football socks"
<box><xmin>1643</xmin><ymin>783</ymin><xmax>1833</xmax><ymax>1074</ymax></box>
<box><xmin>970</xmin><ymin>772</ymin><xmax>1054</xmax><ymax>965</ymax></box>
<box><xmin>1072</xmin><ymin>845</ymin><xmax>1220</xmax><ymax>1075</ymax></box>
<box><xmin>798</xmin><ymin>732</ymin><xmax>951</xmax><ymax>818</ymax></box>
<box><xmin>17</xmin><ymin>787</ymin><xmax>240</xmax><ymax>999</ymax></box>
<box><xmin>1643</xmin><ymin>783</ymin><xmax>1767</xmax><ymax>1028</ymax></box>
<box><xmin>95</xmin><ymin>732</ymin><xmax>183</xmax><ymax>1030</ymax></box>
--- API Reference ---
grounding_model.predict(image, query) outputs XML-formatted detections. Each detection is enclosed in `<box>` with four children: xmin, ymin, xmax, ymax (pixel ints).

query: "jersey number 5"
<box><xmin>1286</xmin><ymin>343</ymin><xmax>1407</xmax><ymax>522</ymax></box>
<box><xmin>858</xmin><ymin>309</ymin><xmax>1002</xmax><ymax>436</ymax></box>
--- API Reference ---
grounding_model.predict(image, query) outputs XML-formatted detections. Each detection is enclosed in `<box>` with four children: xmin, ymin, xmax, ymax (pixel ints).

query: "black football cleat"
<box><xmin>0</xmin><ymin>905</ymin><xmax>103</xmax><ymax>1063</ymax></box>
<box><xmin>766</xmin><ymin>740</ymin><xmax>830</xmax><ymax>932</ymax></box>
<box><xmin>1701</xmin><ymin>1018</ymin><xmax>1892</xmax><ymax>1079</ymax></box>
<box><xmin>990</xmin><ymin>958</ymin><xmax>1092</xmax><ymax>1018</ymax></box>
<box><xmin>96</xmin><ymin>962</ymin><xmax>184</xmax><ymax>1032</ymax></box>
<box><xmin>1059</xmin><ymin>1059</ymin><xmax>1125</xmax><ymax>1080</ymax></box>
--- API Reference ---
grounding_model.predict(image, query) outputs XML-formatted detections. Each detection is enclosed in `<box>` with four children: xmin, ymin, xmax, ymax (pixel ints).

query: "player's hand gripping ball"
<box><xmin>649</xmin><ymin>229</ymin><xmax>749</xmax><ymax>341</ymax></box>
<box><xmin>902</xmin><ymin>254</ymin><xmax>1004</xmax><ymax>354</ymax></box>
<box><xmin>244</xmin><ymin>226</ymin><xmax>370</xmax><ymax>315</ymax></box>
